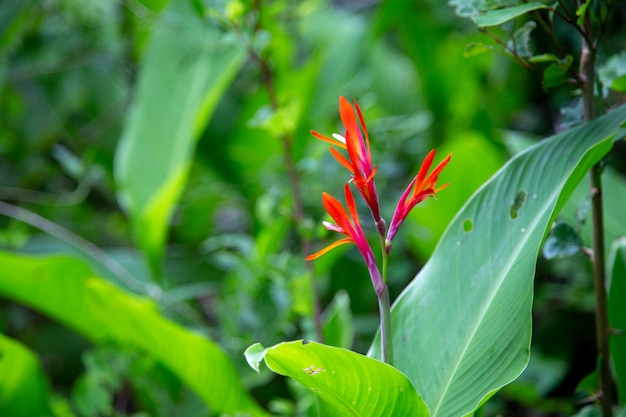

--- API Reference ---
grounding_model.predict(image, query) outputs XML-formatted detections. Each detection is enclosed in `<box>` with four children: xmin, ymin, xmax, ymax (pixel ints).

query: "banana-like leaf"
<box><xmin>246</xmin><ymin>340</ymin><xmax>429</xmax><ymax>416</ymax></box>
<box><xmin>609</xmin><ymin>237</ymin><xmax>626</xmax><ymax>405</ymax></box>
<box><xmin>370</xmin><ymin>105</ymin><xmax>626</xmax><ymax>416</ymax></box>
<box><xmin>0</xmin><ymin>252</ymin><xmax>267</xmax><ymax>416</ymax></box>
<box><xmin>115</xmin><ymin>0</ymin><xmax>245</xmax><ymax>273</ymax></box>
<box><xmin>0</xmin><ymin>333</ymin><xmax>53</xmax><ymax>417</ymax></box>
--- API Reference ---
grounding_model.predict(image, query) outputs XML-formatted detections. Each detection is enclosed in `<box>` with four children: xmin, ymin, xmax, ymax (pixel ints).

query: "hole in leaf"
<box><xmin>509</xmin><ymin>190</ymin><xmax>527</xmax><ymax>219</ymax></box>
<box><xmin>463</xmin><ymin>219</ymin><xmax>473</xmax><ymax>232</ymax></box>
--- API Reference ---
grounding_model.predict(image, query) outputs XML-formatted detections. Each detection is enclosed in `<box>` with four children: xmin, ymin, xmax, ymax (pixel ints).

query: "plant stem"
<box><xmin>590</xmin><ymin>164</ymin><xmax>613</xmax><ymax>417</ymax></box>
<box><xmin>581</xmin><ymin>37</ymin><xmax>613</xmax><ymax>416</ymax></box>
<box><xmin>242</xmin><ymin>1</ymin><xmax>325</xmax><ymax>342</ymax></box>
<box><xmin>378</xmin><ymin>285</ymin><xmax>393</xmax><ymax>365</ymax></box>
<box><xmin>282</xmin><ymin>135</ymin><xmax>326</xmax><ymax>343</ymax></box>
<box><xmin>378</xmin><ymin>234</ymin><xmax>393</xmax><ymax>364</ymax></box>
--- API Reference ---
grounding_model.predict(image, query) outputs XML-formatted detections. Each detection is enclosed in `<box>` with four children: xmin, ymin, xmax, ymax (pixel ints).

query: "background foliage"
<box><xmin>1</xmin><ymin>0</ymin><xmax>625</xmax><ymax>416</ymax></box>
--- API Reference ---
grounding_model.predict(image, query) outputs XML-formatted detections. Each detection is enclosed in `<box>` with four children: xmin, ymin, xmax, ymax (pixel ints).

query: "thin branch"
<box><xmin>581</xmin><ymin>29</ymin><xmax>614</xmax><ymax>417</ymax></box>
<box><xmin>0</xmin><ymin>201</ymin><xmax>207</xmax><ymax>326</ymax></box>
<box><xmin>478</xmin><ymin>28</ymin><xmax>536</xmax><ymax>70</ymax></box>
<box><xmin>556</xmin><ymin>0</ymin><xmax>576</xmax><ymax>22</ymax></box>
<box><xmin>230</xmin><ymin>5</ymin><xmax>325</xmax><ymax>342</ymax></box>
<box><xmin>0</xmin><ymin>201</ymin><xmax>149</xmax><ymax>295</ymax></box>
<box><xmin>589</xmin><ymin>165</ymin><xmax>614</xmax><ymax>417</ymax></box>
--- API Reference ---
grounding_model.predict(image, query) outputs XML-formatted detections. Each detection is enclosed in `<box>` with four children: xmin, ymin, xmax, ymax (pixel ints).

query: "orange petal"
<box><xmin>330</xmin><ymin>147</ymin><xmax>356</xmax><ymax>174</ymax></box>
<box><xmin>353</xmin><ymin>99</ymin><xmax>372</xmax><ymax>157</ymax></box>
<box><xmin>312</xmin><ymin>130</ymin><xmax>347</xmax><ymax>149</ymax></box>
<box><xmin>424</xmin><ymin>153</ymin><xmax>452</xmax><ymax>189</ymax></box>
<box><xmin>344</xmin><ymin>183</ymin><xmax>360</xmax><ymax>225</ymax></box>
<box><xmin>306</xmin><ymin>238</ymin><xmax>354</xmax><ymax>260</ymax></box>
<box><xmin>412</xmin><ymin>150</ymin><xmax>436</xmax><ymax>197</ymax></box>
<box><xmin>322</xmin><ymin>192</ymin><xmax>350</xmax><ymax>228</ymax></box>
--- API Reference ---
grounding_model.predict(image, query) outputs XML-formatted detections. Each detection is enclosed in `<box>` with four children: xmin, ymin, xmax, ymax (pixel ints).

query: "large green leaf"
<box><xmin>0</xmin><ymin>252</ymin><xmax>267</xmax><ymax>416</ymax></box>
<box><xmin>609</xmin><ymin>238</ymin><xmax>626</xmax><ymax>405</ymax></box>
<box><xmin>114</xmin><ymin>0</ymin><xmax>245</xmax><ymax>273</ymax></box>
<box><xmin>0</xmin><ymin>333</ymin><xmax>53</xmax><ymax>417</ymax></box>
<box><xmin>370</xmin><ymin>105</ymin><xmax>626</xmax><ymax>416</ymax></box>
<box><xmin>246</xmin><ymin>340</ymin><xmax>429</xmax><ymax>416</ymax></box>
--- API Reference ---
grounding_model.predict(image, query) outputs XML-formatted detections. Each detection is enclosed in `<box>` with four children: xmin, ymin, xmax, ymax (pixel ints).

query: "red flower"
<box><xmin>311</xmin><ymin>97</ymin><xmax>383</xmax><ymax>233</ymax></box>
<box><xmin>386</xmin><ymin>150</ymin><xmax>452</xmax><ymax>250</ymax></box>
<box><xmin>306</xmin><ymin>183</ymin><xmax>384</xmax><ymax>295</ymax></box>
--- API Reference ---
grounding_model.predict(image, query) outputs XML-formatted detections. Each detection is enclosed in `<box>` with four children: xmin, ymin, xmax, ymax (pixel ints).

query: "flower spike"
<box><xmin>306</xmin><ymin>184</ymin><xmax>384</xmax><ymax>295</ymax></box>
<box><xmin>311</xmin><ymin>97</ymin><xmax>383</xmax><ymax>233</ymax></box>
<box><xmin>386</xmin><ymin>150</ymin><xmax>452</xmax><ymax>251</ymax></box>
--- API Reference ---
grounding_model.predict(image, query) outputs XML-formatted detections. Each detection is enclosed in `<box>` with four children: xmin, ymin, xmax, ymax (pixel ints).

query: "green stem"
<box><xmin>242</xmin><ymin>0</ymin><xmax>325</xmax><ymax>343</ymax></box>
<box><xmin>379</xmin><ymin>234</ymin><xmax>393</xmax><ymax>365</ymax></box>
<box><xmin>581</xmin><ymin>37</ymin><xmax>613</xmax><ymax>416</ymax></box>
<box><xmin>378</xmin><ymin>285</ymin><xmax>393</xmax><ymax>365</ymax></box>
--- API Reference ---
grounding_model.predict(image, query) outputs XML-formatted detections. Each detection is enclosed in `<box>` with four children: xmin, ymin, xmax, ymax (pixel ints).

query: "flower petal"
<box><xmin>311</xmin><ymin>130</ymin><xmax>347</xmax><ymax>149</ymax></box>
<box><xmin>330</xmin><ymin>147</ymin><xmax>356</xmax><ymax>174</ymax></box>
<box><xmin>305</xmin><ymin>238</ymin><xmax>354</xmax><ymax>261</ymax></box>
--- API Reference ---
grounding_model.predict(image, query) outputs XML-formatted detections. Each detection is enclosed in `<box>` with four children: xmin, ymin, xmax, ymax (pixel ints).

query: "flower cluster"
<box><xmin>307</xmin><ymin>96</ymin><xmax>451</xmax><ymax>292</ymax></box>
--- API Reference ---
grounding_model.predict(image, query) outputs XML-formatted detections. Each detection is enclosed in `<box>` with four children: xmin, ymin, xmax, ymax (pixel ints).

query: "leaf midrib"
<box><xmin>430</xmin><ymin>168</ymin><xmax>560</xmax><ymax>417</ymax></box>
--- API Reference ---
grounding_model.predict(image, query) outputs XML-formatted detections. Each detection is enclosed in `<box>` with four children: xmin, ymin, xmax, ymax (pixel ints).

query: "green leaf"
<box><xmin>475</xmin><ymin>3</ymin><xmax>548</xmax><ymax>27</ymax></box>
<box><xmin>248</xmin><ymin>340</ymin><xmax>429</xmax><ymax>417</ymax></box>
<box><xmin>543</xmin><ymin>55</ymin><xmax>573</xmax><ymax>89</ymax></box>
<box><xmin>244</xmin><ymin>343</ymin><xmax>268</xmax><ymax>373</ymax></box>
<box><xmin>542</xmin><ymin>221</ymin><xmax>583</xmax><ymax>260</ymax></box>
<box><xmin>322</xmin><ymin>290</ymin><xmax>355</xmax><ymax>349</ymax></box>
<box><xmin>608</xmin><ymin>237</ymin><xmax>626</xmax><ymax>405</ymax></box>
<box><xmin>0</xmin><ymin>252</ymin><xmax>267</xmax><ymax>417</ymax></box>
<box><xmin>599</xmin><ymin>51</ymin><xmax>626</xmax><ymax>95</ymax></box>
<box><xmin>114</xmin><ymin>0</ymin><xmax>245</xmax><ymax>274</ymax></box>
<box><xmin>572</xmin><ymin>405</ymin><xmax>602</xmax><ymax>417</ymax></box>
<box><xmin>508</xmin><ymin>21</ymin><xmax>536</xmax><ymax>57</ymax></box>
<box><xmin>576</xmin><ymin>0</ymin><xmax>591</xmax><ymax>26</ymax></box>
<box><xmin>0</xmin><ymin>333</ymin><xmax>53</xmax><ymax>417</ymax></box>
<box><xmin>463</xmin><ymin>42</ymin><xmax>496</xmax><ymax>57</ymax></box>
<box><xmin>370</xmin><ymin>105</ymin><xmax>626</xmax><ymax>417</ymax></box>
<box><xmin>558</xmin><ymin>167</ymin><xmax>626</xmax><ymax>252</ymax></box>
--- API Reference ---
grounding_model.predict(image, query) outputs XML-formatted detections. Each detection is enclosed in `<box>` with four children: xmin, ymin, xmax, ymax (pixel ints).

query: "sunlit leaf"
<box><xmin>322</xmin><ymin>290</ymin><xmax>355</xmax><ymax>349</ymax></box>
<box><xmin>576</xmin><ymin>0</ymin><xmax>591</xmax><ymax>26</ymax></box>
<box><xmin>371</xmin><ymin>105</ymin><xmax>626</xmax><ymax>417</ymax></box>
<box><xmin>246</xmin><ymin>341</ymin><xmax>429</xmax><ymax>416</ymax></box>
<box><xmin>0</xmin><ymin>333</ymin><xmax>53</xmax><ymax>417</ymax></box>
<box><xmin>114</xmin><ymin>0</ymin><xmax>245</xmax><ymax>274</ymax></box>
<box><xmin>0</xmin><ymin>252</ymin><xmax>267</xmax><ymax>416</ymax></box>
<box><xmin>463</xmin><ymin>42</ymin><xmax>497</xmax><ymax>57</ymax></box>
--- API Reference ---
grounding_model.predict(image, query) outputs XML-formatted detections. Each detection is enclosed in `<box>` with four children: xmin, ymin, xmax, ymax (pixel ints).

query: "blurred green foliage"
<box><xmin>1</xmin><ymin>0</ymin><xmax>625</xmax><ymax>415</ymax></box>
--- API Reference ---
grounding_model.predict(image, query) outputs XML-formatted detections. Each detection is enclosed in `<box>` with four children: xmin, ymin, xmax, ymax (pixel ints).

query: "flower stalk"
<box><xmin>308</xmin><ymin>97</ymin><xmax>451</xmax><ymax>365</ymax></box>
<box><xmin>379</xmin><ymin>233</ymin><xmax>393</xmax><ymax>364</ymax></box>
